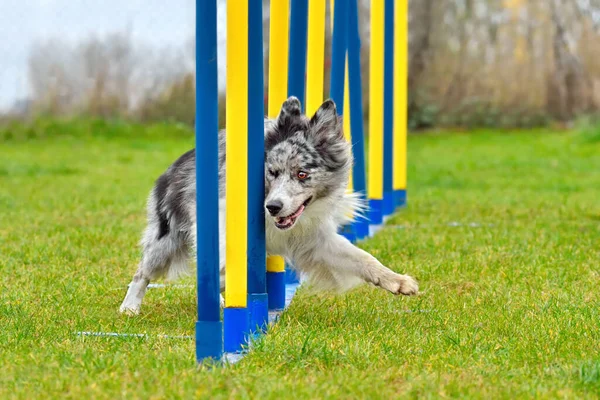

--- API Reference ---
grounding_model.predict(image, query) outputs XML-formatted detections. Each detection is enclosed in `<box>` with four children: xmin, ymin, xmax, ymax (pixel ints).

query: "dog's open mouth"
<box><xmin>274</xmin><ymin>197</ymin><xmax>313</xmax><ymax>230</ymax></box>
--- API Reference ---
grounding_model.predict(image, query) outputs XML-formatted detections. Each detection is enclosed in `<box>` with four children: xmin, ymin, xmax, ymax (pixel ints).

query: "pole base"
<box><xmin>368</xmin><ymin>199</ymin><xmax>383</xmax><ymax>225</ymax></box>
<box><xmin>224</xmin><ymin>307</ymin><xmax>249</xmax><ymax>353</ymax></box>
<box><xmin>383</xmin><ymin>191</ymin><xmax>395</xmax><ymax>216</ymax></box>
<box><xmin>195</xmin><ymin>320</ymin><xmax>223</xmax><ymax>363</ymax></box>
<box><xmin>394</xmin><ymin>189</ymin><xmax>407</xmax><ymax>209</ymax></box>
<box><xmin>247</xmin><ymin>293</ymin><xmax>268</xmax><ymax>334</ymax></box>
<box><xmin>354</xmin><ymin>220</ymin><xmax>370</xmax><ymax>240</ymax></box>
<box><xmin>267</xmin><ymin>271</ymin><xmax>286</xmax><ymax>311</ymax></box>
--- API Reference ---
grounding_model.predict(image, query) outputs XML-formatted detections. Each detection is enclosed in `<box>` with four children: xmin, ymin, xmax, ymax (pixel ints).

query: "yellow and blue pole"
<box><xmin>382</xmin><ymin>0</ymin><xmax>395</xmax><ymax>216</ymax></box>
<box><xmin>195</xmin><ymin>0</ymin><xmax>222</xmax><ymax>362</ymax></box>
<box><xmin>306</xmin><ymin>0</ymin><xmax>326</xmax><ymax>116</ymax></box>
<box><xmin>247</xmin><ymin>0</ymin><xmax>268</xmax><ymax>334</ymax></box>
<box><xmin>224</xmin><ymin>0</ymin><xmax>249</xmax><ymax>353</ymax></box>
<box><xmin>347</xmin><ymin>0</ymin><xmax>368</xmax><ymax>239</ymax></box>
<box><xmin>329</xmin><ymin>0</ymin><xmax>356</xmax><ymax>242</ymax></box>
<box><xmin>286</xmin><ymin>0</ymin><xmax>308</xmax><ymax>284</ymax></box>
<box><xmin>394</xmin><ymin>0</ymin><xmax>408</xmax><ymax>208</ymax></box>
<box><xmin>368</xmin><ymin>0</ymin><xmax>384</xmax><ymax>227</ymax></box>
<box><xmin>266</xmin><ymin>0</ymin><xmax>290</xmax><ymax>312</ymax></box>
<box><xmin>266</xmin><ymin>255</ymin><xmax>285</xmax><ymax>310</ymax></box>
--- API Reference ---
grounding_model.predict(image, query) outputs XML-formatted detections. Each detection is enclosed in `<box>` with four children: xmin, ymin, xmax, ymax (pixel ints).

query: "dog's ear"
<box><xmin>307</xmin><ymin>99</ymin><xmax>349</xmax><ymax>171</ymax></box>
<box><xmin>309</xmin><ymin>99</ymin><xmax>343</xmax><ymax>140</ymax></box>
<box><xmin>277</xmin><ymin>96</ymin><xmax>302</xmax><ymax>128</ymax></box>
<box><xmin>265</xmin><ymin>96</ymin><xmax>304</xmax><ymax>150</ymax></box>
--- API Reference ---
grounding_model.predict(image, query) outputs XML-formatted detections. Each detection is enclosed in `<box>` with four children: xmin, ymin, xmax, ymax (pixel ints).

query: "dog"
<box><xmin>119</xmin><ymin>96</ymin><xmax>418</xmax><ymax>315</ymax></box>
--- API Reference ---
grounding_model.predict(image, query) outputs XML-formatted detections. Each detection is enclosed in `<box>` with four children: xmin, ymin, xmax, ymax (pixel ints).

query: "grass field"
<box><xmin>1</xmin><ymin>120</ymin><xmax>599</xmax><ymax>399</ymax></box>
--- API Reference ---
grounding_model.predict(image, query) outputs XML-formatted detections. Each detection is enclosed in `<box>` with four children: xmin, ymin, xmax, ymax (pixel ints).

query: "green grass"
<box><xmin>1</xmin><ymin>122</ymin><xmax>599</xmax><ymax>399</ymax></box>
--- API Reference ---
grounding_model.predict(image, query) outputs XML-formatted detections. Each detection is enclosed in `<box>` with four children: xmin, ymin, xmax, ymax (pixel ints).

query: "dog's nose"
<box><xmin>265</xmin><ymin>200</ymin><xmax>283</xmax><ymax>216</ymax></box>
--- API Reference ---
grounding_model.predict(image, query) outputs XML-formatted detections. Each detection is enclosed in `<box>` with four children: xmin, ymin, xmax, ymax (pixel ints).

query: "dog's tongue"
<box><xmin>277</xmin><ymin>217</ymin><xmax>292</xmax><ymax>226</ymax></box>
<box><xmin>289</xmin><ymin>204</ymin><xmax>306</xmax><ymax>220</ymax></box>
<box><xmin>276</xmin><ymin>205</ymin><xmax>305</xmax><ymax>227</ymax></box>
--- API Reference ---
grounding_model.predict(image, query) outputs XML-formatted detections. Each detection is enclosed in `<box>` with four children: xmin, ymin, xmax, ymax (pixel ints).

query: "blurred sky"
<box><xmin>0</xmin><ymin>0</ymin><xmax>227</xmax><ymax>111</ymax></box>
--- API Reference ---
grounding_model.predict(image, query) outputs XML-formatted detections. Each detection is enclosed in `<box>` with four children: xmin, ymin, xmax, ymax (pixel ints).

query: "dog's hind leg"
<box><xmin>119</xmin><ymin>228</ymin><xmax>187</xmax><ymax>315</ymax></box>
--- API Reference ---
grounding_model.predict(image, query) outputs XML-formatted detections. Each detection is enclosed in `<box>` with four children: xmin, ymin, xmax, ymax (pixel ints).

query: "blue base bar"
<box><xmin>354</xmin><ymin>220</ymin><xmax>370</xmax><ymax>240</ymax></box>
<box><xmin>223</xmin><ymin>307</ymin><xmax>249</xmax><ymax>353</ymax></box>
<box><xmin>383</xmin><ymin>191</ymin><xmax>395</xmax><ymax>216</ymax></box>
<box><xmin>247</xmin><ymin>293</ymin><xmax>268</xmax><ymax>334</ymax></box>
<box><xmin>285</xmin><ymin>266</ymin><xmax>299</xmax><ymax>284</ymax></box>
<box><xmin>195</xmin><ymin>320</ymin><xmax>223</xmax><ymax>362</ymax></box>
<box><xmin>267</xmin><ymin>271</ymin><xmax>286</xmax><ymax>311</ymax></box>
<box><xmin>394</xmin><ymin>189</ymin><xmax>407</xmax><ymax>208</ymax></box>
<box><xmin>368</xmin><ymin>199</ymin><xmax>383</xmax><ymax>225</ymax></box>
<box><xmin>339</xmin><ymin>224</ymin><xmax>357</xmax><ymax>243</ymax></box>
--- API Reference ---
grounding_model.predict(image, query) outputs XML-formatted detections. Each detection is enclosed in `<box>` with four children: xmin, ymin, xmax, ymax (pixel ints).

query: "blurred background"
<box><xmin>2</xmin><ymin>0</ymin><xmax>600</xmax><ymax>130</ymax></box>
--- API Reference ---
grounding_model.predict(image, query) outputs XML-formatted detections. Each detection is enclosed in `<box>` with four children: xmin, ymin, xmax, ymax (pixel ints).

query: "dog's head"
<box><xmin>264</xmin><ymin>96</ymin><xmax>352</xmax><ymax>231</ymax></box>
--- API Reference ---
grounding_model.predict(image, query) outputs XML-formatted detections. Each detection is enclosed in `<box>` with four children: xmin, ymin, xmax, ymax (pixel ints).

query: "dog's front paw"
<box><xmin>119</xmin><ymin>302</ymin><xmax>141</xmax><ymax>316</ymax></box>
<box><xmin>382</xmin><ymin>274</ymin><xmax>419</xmax><ymax>296</ymax></box>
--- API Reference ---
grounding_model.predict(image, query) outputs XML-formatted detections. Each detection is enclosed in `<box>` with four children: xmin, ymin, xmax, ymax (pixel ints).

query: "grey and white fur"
<box><xmin>120</xmin><ymin>97</ymin><xmax>418</xmax><ymax>315</ymax></box>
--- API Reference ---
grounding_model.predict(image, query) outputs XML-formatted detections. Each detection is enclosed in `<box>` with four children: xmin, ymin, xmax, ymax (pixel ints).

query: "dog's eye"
<box><xmin>297</xmin><ymin>171</ymin><xmax>309</xmax><ymax>180</ymax></box>
<box><xmin>268</xmin><ymin>169</ymin><xmax>279</xmax><ymax>178</ymax></box>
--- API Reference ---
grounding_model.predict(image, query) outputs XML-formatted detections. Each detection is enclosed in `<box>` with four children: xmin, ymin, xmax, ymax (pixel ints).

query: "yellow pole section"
<box><xmin>267</xmin><ymin>0</ymin><xmax>289</xmax><ymax>119</ymax></box>
<box><xmin>266</xmin><ymin>255</ymin><xmax>285</xmax><ymax>273</ymax></box>
<box><xmin>266</xmin><ymin>0</ymin><xmax>289</xmax><ymax>274</ymax></box>
<box><xmin>368</xmin><ymin>0</ymin><xmax>384</xmax><ymax>201</ymax></box>
<box><xmin>393</xmin><ymin>0</ymin><xmax>408</xmax><ymax>191</ymax></box>
<box><xmin>306</xmin><ymin>0</ymin><xmax>326</xmax><ymax>116</ymax></box>
<box><xmin>343</xmin><ymin>57</ymin><xmax>353</xmax><ymax>191</ymax></box>
<box><xmin>225</xmin><ymin>0</ymin><xmax>248</xmax><ymax>307</ymax></box>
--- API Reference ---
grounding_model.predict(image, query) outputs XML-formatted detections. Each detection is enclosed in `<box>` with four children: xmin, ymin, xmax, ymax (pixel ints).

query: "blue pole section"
<box><xmin>247</xmin><ymin>0</ymin><xmax>268</xmax><ymax>335</ymax></box>
<box><xmin>348</xmin><ymin>0</ymin><xmax>369</xmax><ymax>240</ymax></box>
<box><xmin>195</xmin><ymin>0</ymin><xmax>223</xmax><ymax>363</ymax></box>
<box><xmin>382</xmin><ymin>0</ymin><xmax>395</xmax><ymax>217</ymax></box>
<box><xmin>286</xmin><ymin>0</ymin><xmax>307</xmax><ymax>283</ymax></box>
<box><xmin>329</xmin><ymin>0</ymin><xmax>355</xmax><ymax>243</ymax></box>
<box><xmin>223</xmin><ymin>308</ymin><xmax>247</xmax><ymax>352</ymax></box>
<box><xmin>288</xmin><ymin>0</ymin><xmax>308</xmax><ymax>111</ymax></box>
<box><xmin>329</xmin><ymin>0</ymin><xmax>348</xmax><ymax>106</ymax></box>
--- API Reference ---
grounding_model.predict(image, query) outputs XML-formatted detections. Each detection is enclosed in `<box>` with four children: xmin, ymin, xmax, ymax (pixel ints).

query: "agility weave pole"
<box><xmin>368</xmin><ymin>0</ymin><xmax>384</xmax><ymax>227</ymax></box>
<box><xmin>223</xmin><ymin>0</ymin><xmax>270</xmax><ymax>353</ymax></box>
<box><xmin>194</xmin><ymin>0</ymin><xmax>222</xmax><ymax>361</ymax></box>
<box><xmin>394</xmin><ymin>0</ymin><xmax>409</xmax><ymax>207</ymax></box>
<box><xmin>265</xmin><ymin>0</ymin><xmax>290</xmax><ymax>314</ymax></box>
<box><xmin>330</xmin><ymin>0</ymin><xmax>359</xmax><ymax>243</ymax></box>
<box><xmin>193</xmin><ymin>0</ymin><xmax>408</xmax><ymax>363</ymax></box>
<box><xmin>283</xmin><ymin>0</ymin><xmax>309</xmax><ymax>287</ymax></box>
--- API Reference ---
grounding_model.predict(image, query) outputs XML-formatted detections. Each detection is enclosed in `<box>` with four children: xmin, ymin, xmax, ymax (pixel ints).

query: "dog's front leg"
<box><xmin>317</xmin><ymin>234</ymin><xmax>419</xmax><ymax>295</ymax></box>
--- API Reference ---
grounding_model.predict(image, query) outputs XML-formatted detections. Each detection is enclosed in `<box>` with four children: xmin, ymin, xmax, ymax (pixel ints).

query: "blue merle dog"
<box><xmin>120</xmin><ymin>97</ymin><xmax>418</xmax><ymax>314</ymax></box>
